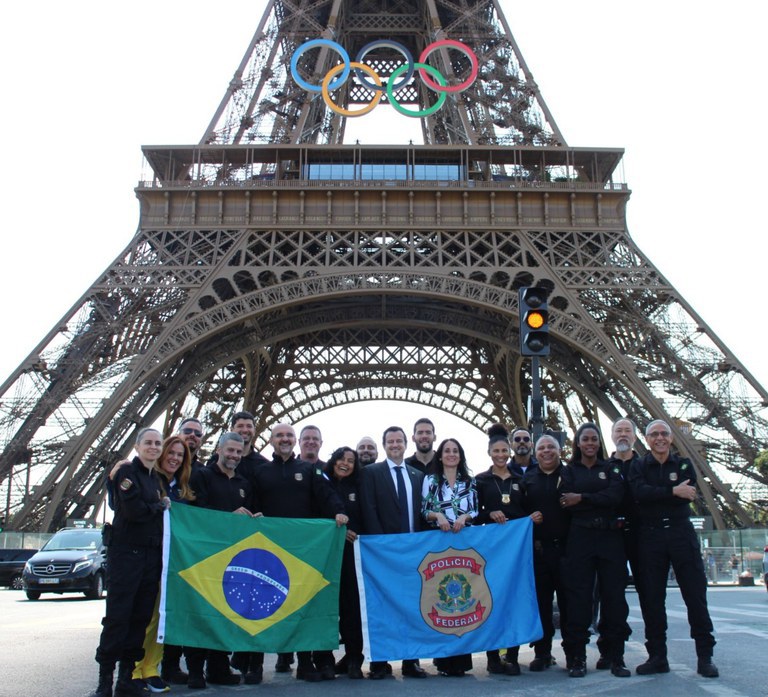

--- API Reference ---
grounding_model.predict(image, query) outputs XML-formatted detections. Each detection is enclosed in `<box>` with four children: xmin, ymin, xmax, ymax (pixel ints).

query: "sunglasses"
<box><xmin>181</xmin><ymin>428</ymin><xmax>203</xmax><ymax>437</ymax></box>
<box><xmin>513</xmin><ymin>436</ymin><xmax>531</xmax><ymax>443</ymax></box>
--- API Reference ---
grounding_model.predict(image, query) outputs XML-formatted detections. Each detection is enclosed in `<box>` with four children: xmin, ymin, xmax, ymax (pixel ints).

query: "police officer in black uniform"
<box><xmin>629</xmin><ymin>419</ymin><xmax>718</xmax><ymax>678</ymax></box>
<box><xmin>559</xmin><ymin>423</ymin><xmax>630</xmax><ymax>679</ymax></box>
<box><xmin>92</xmin><ymin>427</ymin><xmax>169</xmax><ymax>697</ymax></box>
<box><xmin>594</xmin><ymin>418</ymin><xmax>642</xmax><ymax>670</ymax></box>
<box><xmin>523</xmin><ymin>434</ymin><xmax>570</xmax><ymax>672</ymax></box>
<box><xmin>475</xmin><ymin>423</ymin><xmax>539</xmax><ymax>675</ymax></box>
<box><xmin>246</xmin><ymin>422</ymin><xmax>347</xmax><ymax>682</ymax></box>
<box><xmin>187</xmin><ymin>432</ymin><xmax>254</xmax><ymax>688</ymax></box>
<box><xmin>324</xmin><ymin>446</ymin><xmax>365</xmax><ymax>679</ymax></box>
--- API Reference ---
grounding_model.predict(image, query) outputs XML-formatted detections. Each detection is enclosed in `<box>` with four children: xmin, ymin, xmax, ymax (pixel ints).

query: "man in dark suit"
<box><xmin>360</xmin><ymin>426</ymin><xmax>428</xmax><ymax>680</ymax></box>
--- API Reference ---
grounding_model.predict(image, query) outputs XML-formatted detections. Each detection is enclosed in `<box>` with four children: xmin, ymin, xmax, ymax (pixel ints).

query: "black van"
<box><xmin>22</xmin><ymin>527</ymin><xmax>106</xmax><ymax>600</ymax></box>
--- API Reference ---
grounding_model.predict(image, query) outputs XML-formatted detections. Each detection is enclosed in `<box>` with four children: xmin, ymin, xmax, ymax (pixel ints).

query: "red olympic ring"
<box><xmin>418</xmin><ymin>40</ymin><xmax>478</xmax><ymax>93</ymax></box>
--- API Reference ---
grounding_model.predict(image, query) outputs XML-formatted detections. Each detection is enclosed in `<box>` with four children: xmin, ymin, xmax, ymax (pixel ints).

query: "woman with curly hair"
<box><xmin>322</xmin><ymin>446</ymin><xmax>365</xmax><ymax>678</ymax></box>
<box><xmin>421</xmin><ymin>438</ymin><xmax>478</xmax><ymax>677</ymax></box>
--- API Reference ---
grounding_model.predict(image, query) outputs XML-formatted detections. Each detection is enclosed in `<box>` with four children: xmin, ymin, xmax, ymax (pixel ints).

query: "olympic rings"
<box><xmin>290</xmin><ymin>38</ymin><xmax>478</xmax><ymax>117</ymax></box>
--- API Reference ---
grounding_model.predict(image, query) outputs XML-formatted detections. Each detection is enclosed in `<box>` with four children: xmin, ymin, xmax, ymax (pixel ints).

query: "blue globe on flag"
<box><xmin>223</xmin><ymin>548</ymin><xmax>290</xmax><ymax>620</ymax></box>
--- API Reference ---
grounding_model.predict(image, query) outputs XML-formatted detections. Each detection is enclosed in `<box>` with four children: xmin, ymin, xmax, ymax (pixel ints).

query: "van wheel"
<box><xmin>26</xmin><ymin>590</ymin><xmax>41</xmax><ymax>600</ymax></box>
<box><xmin>85</xmin><ymin>572</ymin><xmax>104</xmax><ymax>600</ymax></box>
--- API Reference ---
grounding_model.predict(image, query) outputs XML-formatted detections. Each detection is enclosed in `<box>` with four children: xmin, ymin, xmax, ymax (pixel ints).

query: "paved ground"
<box><xmin>2</xmin><ymin>583</ymin><xmax>766</xmax><ymax>697</ymax></box>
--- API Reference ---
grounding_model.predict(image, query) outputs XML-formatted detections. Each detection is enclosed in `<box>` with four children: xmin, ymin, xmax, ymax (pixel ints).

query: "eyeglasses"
<box><xmin>513</xmin><ymin>436</ymin><xmax>531</xmax><ymax>443</ymax></box>
<box><xmin>181</xmin><ymin>428</ymin><xmax>203</xmax><ymax>437</ymax></box>
<box><xmin>647</xmin><ymin>430</ymin><xmax>670</xmax><ymax>438</ymax></box>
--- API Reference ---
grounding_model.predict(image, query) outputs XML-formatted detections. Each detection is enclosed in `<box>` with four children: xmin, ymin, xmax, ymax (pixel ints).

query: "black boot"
<box><xmin>92</xmin><ymin>663</ymin><xmax>114</xmax><ymax>697</ymax></box>
<box><xmin>113</xmin><ymin>661</ymin><xmax>148</xmax><ymax>697</ymax></box>
<box><xmin>186</xmin><ymin>650</ymin><xmax>206</xmax><ymax>690</ymax></box>
<box><xmin>160</xmin><ymin>644</ymin><xmax>188</xmax><ymax>684</ymax></box>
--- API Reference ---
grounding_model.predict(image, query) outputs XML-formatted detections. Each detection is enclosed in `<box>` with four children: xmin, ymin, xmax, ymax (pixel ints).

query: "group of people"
<box><xmin>91</xmin><ymin>412</ymin><xmax>719</xmax><ymax>696</ymax></box>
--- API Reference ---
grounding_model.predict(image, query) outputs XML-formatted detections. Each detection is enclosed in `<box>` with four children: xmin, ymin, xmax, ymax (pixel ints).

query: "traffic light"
<box><xmin>519</xmin><ymin>286</ymin><xmax>550</xmax><ymax>356</ymax></box>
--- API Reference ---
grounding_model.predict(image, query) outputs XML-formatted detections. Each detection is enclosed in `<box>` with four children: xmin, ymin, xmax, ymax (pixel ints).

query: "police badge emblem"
<box><xmin>295</xmin><ymin>473</ymin><xmax>303</xmax><ymax>481</ymax></box>
<box><xmin>239</xmin><ymin>489</ymin><xmax>246</xmax><ymax>498</ymax></box>
<box><xmin>598</xmin><ymin>471</ymin><xmax>606</xmax><ymax>479</ymax></box>
<box><xmin>348</xmin><ymin>493</ymin><xmax>356</xmax><ymax>502</ymax></box>
<box><xmin>418</xmin><ymin>547</ymin><xmax>492</xmax><ymax>637</ymax></box>
<box><xmin>669</xmin><ymin>472</ymin><xmax>678</xmax><ymax>482</ymax></box>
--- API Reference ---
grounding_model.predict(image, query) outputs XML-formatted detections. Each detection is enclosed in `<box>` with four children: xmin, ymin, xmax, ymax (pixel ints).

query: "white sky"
<box><xmin>1</xmin><ymin>1</ymin><xmax>766</xmax><ymax>472</ymax></box>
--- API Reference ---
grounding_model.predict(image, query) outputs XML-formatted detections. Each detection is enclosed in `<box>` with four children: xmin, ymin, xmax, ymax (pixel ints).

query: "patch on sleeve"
<box><xmin>119</xmin><ymin>478</ymin><xmax>133</xmax><ymax>491</ymax></box>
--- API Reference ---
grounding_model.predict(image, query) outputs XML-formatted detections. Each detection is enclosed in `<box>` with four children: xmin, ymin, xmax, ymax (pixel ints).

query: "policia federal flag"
<box><xmin>159</xmin><ymin>505</ymin><xmax>345</xmax><ymax>652</ymax></box>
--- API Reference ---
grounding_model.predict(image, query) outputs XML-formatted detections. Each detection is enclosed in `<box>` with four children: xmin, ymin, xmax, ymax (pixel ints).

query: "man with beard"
<box><xmin>508</xmin><ymin>427</ymin><xmax>537</xmax><ymax>476</ymax></box>
<box><xmin>629</xmin><ymin>420</ymin><xmax>718</xmax><ymax>678</ymax></box>
<box><xmin>356</xmin><ymin>436</ymin><xmax>378</xmax><ymax>466</ymax></box>
<box><xmin>404</xmin><ymin>418</ymin><xmax>437</xmax><ymax>474</ymax></box>
<box><xmin>594</xmin><ymin>418</ymin><xmax>641</xmax><ymax>671</ymax></box>
<box><xmin>187</xmin><ymin>433</ymin><xmax>253</xmax><ymax>689</ymax></box>
<box><xmin>242</xmin><ymin>423</ymin><xmax>347</xmax><ymax>683</ymax></box>
<box><xmin>177</xmin><ymin>417</ymin><xmax>205</xmax><ymax>470</ymax></box>
<box><xmin>230</xmin><ymin>411</ymin><xmax>270</xmax><ymax>477</ymax></box>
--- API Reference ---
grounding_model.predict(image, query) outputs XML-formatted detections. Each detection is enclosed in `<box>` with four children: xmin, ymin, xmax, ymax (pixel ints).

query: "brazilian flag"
<box><xmin>158</xmin><ymin>505</ymin><xmax>345</xmax><ymax>651</ymax></box>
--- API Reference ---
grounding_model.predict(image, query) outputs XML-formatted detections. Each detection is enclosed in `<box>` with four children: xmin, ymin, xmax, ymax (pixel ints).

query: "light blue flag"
<box><xmin>354</xmin><ymin>518</ymin><xmax>542</xmax><ymax>661</ymax></box>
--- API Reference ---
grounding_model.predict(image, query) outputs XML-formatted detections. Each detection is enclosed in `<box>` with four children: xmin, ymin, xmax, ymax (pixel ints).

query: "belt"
<box><xmin>640</xmin><ymin>517</ymin><xmax>690</xmax><ymax>529</ymax></box>
<box><xmin>572</xmin><ymin>517</ymin><xmax>624</xmax><ymax>531</ymax></box>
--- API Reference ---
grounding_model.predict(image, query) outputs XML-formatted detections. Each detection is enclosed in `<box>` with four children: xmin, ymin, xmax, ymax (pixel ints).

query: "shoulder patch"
<box><xmin>613</xmin><ymin>467</ymin><xmax>620</xmax><ymax>474</ymax></box>
<box><xmin>315</xmin><ymin>468</ymin><xmax>322</xmax><ymax>476</ymax></box>
<box><xmin>681</xmin><ymin>463</ymin><xmax>689</xmax><ymax>470</ymax></box>
<box><xmin>119</xmin><ymin>478</ymin><xmax>133</xmax><ymax>491</ymax></box>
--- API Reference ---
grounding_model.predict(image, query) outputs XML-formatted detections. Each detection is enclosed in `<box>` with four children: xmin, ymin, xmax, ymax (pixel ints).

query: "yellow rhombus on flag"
<box><xmin>179</xmin><ymin>530</ymin><xmax>329</xmax><ymax>636</ymax></box>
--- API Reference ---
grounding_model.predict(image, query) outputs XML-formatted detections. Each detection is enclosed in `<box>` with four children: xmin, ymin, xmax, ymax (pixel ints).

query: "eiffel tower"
<box><xmin>1</xmin><ymin>0</ymin><xmax>766</xmax><ymax>532</ymax></box>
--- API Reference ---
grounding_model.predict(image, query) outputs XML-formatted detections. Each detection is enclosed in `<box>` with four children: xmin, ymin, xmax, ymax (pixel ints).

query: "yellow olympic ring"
<box><xmin>321</xmin><ymin>61</ymin><xmax>383</xmax><ymax>117</ymax></box>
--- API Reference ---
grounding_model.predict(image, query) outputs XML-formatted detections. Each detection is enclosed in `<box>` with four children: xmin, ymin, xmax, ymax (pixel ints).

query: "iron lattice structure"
<box><xmin>1</xmin><ymin>0</ymin><xmax>767</xmax><ymax>532</ymax></box>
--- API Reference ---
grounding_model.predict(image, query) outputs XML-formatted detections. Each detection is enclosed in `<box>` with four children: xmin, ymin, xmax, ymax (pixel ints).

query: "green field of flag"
<box><xmin>158</xmin><ymin>505</ymin><xmax>345</xmax><ymax>652</ymax></box>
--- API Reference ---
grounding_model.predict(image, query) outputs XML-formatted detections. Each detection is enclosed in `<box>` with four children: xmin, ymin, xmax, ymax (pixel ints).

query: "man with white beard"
<box><xmin>593</xmin><ymin>418</ymin><xmax>641</xmax><ymax>672</ymax></box>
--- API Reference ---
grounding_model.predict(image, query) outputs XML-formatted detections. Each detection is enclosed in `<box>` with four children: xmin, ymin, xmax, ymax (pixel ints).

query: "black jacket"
<box><xmin>628</xmin><ymin>452</ymin><xmax>697</xmax><ymax>523</ymax></box>
<box><xmin>110</xmin><ymin>457</ymin><xmax>165</xmax><ymax>547</ymax></box>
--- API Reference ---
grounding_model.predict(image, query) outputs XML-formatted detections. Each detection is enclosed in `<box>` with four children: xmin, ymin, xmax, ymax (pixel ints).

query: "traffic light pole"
<box><xmin>530</xmin><ymin>356</ymin><xmax>544</xmax><ymax>440</ymax></box>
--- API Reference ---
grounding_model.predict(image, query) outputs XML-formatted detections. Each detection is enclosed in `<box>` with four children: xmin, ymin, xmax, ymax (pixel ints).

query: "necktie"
<box><xmin>395</xmin><ymin>465</ymin><xmax>410</xmax><ymax>533</ymax></box>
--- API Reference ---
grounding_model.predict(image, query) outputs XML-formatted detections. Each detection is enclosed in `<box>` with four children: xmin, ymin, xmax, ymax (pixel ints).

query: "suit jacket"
<box><xmin>360</xmin><ymin>460</ymin><xmax>425</xmax><ymax>535</ymax></box>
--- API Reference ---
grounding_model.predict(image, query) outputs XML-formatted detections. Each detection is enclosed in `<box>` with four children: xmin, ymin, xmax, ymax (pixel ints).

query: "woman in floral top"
<box><xmin>421</xmin><ymin>438</ymin><xmax>478</xmax><ymax>676</ymax></box>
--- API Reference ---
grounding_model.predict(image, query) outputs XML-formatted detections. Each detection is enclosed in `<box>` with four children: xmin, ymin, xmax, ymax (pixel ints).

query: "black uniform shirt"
<box><xmin>628</xmin><ymin>452</ymin><xmax>696</xmax><ymax>522</ymax></box>
<box><xmin>111</xmin><ymin>457</ymin><xmax>165</xmax><ymax>547</ymax></box>
<box><xmin>251</xmin><ymin>453</ymin><xmax>344</xmax><ymax>519</ymax></box>
<box><xmin>328</xmin><ymin>474</ymin><xmax>363</xmax><ymax>535</ymax></box>
<box><xmin>522</xmin><ymin>463</ymin><xmax>569</xmax><ymax>541</ymax></box>
<box><xmin>475</xmin><ymin>467</ymin><xmax>526</xmax><ymax>524</ymax></box>
<box><xmin>404</xmin><ymin>453</ymin><xmax>436</xmax><ymax>475</ymax></box>
<box><xmin>190</xmin><ymin>461</ymin><xmax>253</xmax><ymax>513</ymax></box>
<box><xmin>608</xmin><ymin>451</ymin><xmax>641</xmax><ymax>523</ymax></box>
<box><xmin>560</xmin><ymin>458</ymin><xmax>624</xmax><ymax>520</ymax></box>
